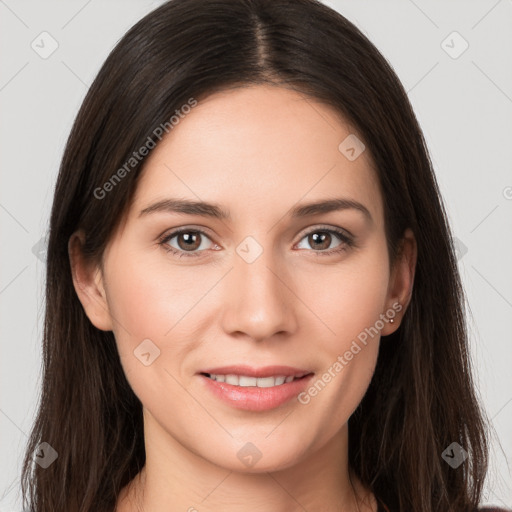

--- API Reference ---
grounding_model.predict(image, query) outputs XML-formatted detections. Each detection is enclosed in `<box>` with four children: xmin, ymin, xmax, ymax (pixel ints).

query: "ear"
<box><xmin>381</xmin><ymin>228</ymin><xmax>417</xmax><ymax>335</ymax></box>
<box><xmin>68</xmin><ymin>230</ymin><xmax>113</xmax><ymax>331</ymax></box>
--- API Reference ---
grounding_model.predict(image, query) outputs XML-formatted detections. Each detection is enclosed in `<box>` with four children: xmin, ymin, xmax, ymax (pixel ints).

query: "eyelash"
<box><xmin>158</xmin><ymin>226</ymin><xmax>355</xmax><ymax>259</ymax></box>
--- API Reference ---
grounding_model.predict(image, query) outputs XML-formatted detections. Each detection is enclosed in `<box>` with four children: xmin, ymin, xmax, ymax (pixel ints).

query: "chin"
<box><xmin>201</xmin><ymin>436</ymin><xmax>310</xmax><ymax>474</ymax></box>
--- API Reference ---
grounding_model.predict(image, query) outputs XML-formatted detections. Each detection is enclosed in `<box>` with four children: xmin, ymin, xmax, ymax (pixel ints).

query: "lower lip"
<box><xmin>198</xmin><ymin>373</ymin><xmax>314</xmax><ymax>411</ymax></box>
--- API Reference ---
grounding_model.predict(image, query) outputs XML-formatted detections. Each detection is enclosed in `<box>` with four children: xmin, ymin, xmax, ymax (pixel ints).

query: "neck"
<box><xmin>116</xmin><ymin>409</ymin><xmax>377</xmax><ymax>512</ymax></box>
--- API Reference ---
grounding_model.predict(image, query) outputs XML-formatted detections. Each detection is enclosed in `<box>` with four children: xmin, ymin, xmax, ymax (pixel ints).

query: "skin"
<box><xmin>69</xmin><ymin>84</ymin><xmax>417</xmax><ymax>512</ymax></box>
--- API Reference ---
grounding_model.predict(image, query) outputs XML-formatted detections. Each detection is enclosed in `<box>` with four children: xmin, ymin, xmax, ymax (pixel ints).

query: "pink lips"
<box><xmin>197</xmin><ymin>365</ymin><xmax>314</xmax><ymax>411</ymax></box>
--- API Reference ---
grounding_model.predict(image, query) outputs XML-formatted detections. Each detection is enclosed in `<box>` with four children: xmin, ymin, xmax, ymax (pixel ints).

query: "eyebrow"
<box><xmin>138</xmin><ymin>197</ymin><xmax>373</xmax><ymax>223</ymax></box>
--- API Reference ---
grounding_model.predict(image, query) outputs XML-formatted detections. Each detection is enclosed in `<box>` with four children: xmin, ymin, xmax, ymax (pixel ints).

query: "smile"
<box><xmin>197</xmin><ymin>366</ymin><xmax>315</xmax><ymax>411</ymax></box>
<box><xmin>202</xmin><ymin>373</ymin><xmax>310</xmax><ymax>387</ymax></box>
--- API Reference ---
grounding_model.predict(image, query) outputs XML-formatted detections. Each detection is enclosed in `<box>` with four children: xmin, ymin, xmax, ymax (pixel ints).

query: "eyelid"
<box><xmin>159</xmin><ymin>224</ymin><xmax>353</xmax><ymax>244</ymax></box>
<box><xmin>158</xmin><ymin>224</ymin><xmax>216</xmax><ymax>244</ymax></box>
<box><xmin>158</xmin><ymin>226</ymin><xmax>217</xmax><ymax>251</ymax></box>
<box><xmin>295</xmin><ymin>223</ymin><xmax>354</xmax><ymax>241</ymax></box>
<box><xmin>158</xmin><ymin>223</ymin><xmax>355</xmax><ymax>258</ymax></box>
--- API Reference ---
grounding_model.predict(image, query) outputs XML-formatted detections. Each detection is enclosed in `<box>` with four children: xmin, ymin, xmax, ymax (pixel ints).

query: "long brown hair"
<box><xmin>21</xmin><ymin>0</ymin><xmax>489</xmax><ymax>510</ymax></box>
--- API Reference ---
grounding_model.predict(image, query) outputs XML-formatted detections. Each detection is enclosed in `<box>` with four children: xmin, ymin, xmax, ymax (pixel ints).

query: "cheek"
<box><xmin>299</xmin><ymin>244</ymin><xmax>390</xmax><ymax>344</ymax></box>
<box><xmin>107</xmin><ymin>269</ymin><xmax>168</xmax><ymax>342</ymax></box>
<box><xmin>104</xmin><ymin>248</ymin><xmax>203</xmax><ymax>341</ymax></box>
<box><xmin>295</xmin><ymin>245</ymin><xmax>388</xmax><ymax>424</ymax></box>
<box><xmin>103</xmin><ymin>247</ymin><xmax>220</xmax><ymax>391</ymax></box>
<box><xmin>103</xmin><ymin>253</ymin><xmax>200</xmax><ymax>411</ymax></box>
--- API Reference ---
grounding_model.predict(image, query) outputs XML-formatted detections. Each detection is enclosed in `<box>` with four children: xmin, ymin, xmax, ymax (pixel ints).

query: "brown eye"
<box><xmin>175</xmin><ymin>231</ymin><xmax>202</xmax><ymax>251</ymax></box>
<box><xmin>160</xmin><ymin>228</ymin><xmax>215</xmax><ymax>258</ymax></box>
<box><xmin>295</xmin><ymin>226</ymin><xmax>355</xmax><ymax>256</ymax></box>
<box><xmin>307</xmin><ymin>231</ymin><xmax>333</xmax><ymax>251</ymax></box>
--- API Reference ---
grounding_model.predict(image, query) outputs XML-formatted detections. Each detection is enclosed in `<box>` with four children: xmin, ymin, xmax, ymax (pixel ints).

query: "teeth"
<box><xmin>225</xmin><ymin>374</ymin><xmax>238</xmax><ymax>385</ymax></box>
<box><xmin>239</xmin><ymin>376</ymin><xmax>257</xmax><ymax>386</ymax></box>
<box><xmin>207</xmin><ymin>374</ymin><xmax>303</xmax><ymax>387</ymax></box>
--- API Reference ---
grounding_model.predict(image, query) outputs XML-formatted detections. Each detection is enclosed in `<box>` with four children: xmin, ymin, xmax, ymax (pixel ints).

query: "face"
<box><xmin>72</xmin><ymin>84</ymin><xmax>414</xmax><ymax>473</ymax></box>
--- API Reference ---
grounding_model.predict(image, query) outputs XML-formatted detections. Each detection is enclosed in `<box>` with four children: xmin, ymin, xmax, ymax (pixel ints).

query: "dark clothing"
<box><xmin>376</xmin><ymin>497</ymin><xmax>511</xmax><ymax>512</ymax></box>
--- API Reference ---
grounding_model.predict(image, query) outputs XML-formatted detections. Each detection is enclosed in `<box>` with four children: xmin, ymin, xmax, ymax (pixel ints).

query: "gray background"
<box><xmin>1</xmin><ymin>0</ymin><xmax>511</xmax><ymax>509</ymax></box>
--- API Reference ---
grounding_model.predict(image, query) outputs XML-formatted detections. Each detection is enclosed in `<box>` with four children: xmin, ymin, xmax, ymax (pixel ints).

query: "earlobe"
<box><xmin>382</xmin><ymin>228</ymin><xmax>417</xmax><ymax>335</ymax></box>
<box><xmin>68</xmin><ymin>230</ymin><xmax>113</xmax><ymax>331</ymax></box>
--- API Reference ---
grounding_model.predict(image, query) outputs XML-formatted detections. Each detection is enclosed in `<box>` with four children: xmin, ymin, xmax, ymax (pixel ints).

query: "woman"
<box><xmin>20</xmin><ymin>0</ymin><xmax>508</xmax><ymax>511</ymax></box>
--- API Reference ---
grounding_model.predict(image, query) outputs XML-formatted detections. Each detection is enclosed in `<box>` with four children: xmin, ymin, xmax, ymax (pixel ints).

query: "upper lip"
<box><xmin>198</xmin><ymin>365</ymin><xmax>313</xmax><ymax>378</ymax></box>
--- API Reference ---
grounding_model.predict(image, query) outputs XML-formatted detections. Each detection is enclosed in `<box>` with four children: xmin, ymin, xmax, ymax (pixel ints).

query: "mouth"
<box><xmin>200</xmin><ymin>372</ymin><xmax>311</xmax><ymax>388</ymax></box>
<box><xmin>198</xmin><ymin>365</ymin><xmax>313</xmax><ymax>387</ymax></box>
<box><xmin>197</xmin><ymin>365</ymin><xmax>315</xmax><ymax>411</ymax></box>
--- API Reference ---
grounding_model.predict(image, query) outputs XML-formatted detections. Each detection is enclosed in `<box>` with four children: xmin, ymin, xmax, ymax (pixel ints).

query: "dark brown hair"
<box><xmin>21</xmin><ymin>0</ymin><xmax>490</xmax><ymax>510</ymax></box>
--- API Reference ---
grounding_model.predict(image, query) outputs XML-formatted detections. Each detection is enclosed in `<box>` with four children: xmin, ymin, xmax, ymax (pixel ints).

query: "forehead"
<box><xmin>130</xmin><ymin>84</ymin><xmax>383</xmax><ymax>228</ymax></box>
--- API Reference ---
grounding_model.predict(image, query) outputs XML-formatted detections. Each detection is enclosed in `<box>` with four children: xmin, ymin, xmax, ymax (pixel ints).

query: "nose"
<box><xmin>220</xmin><ymin>245</ymin><xmax>298</xmax><ymax>342</ymax></box>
